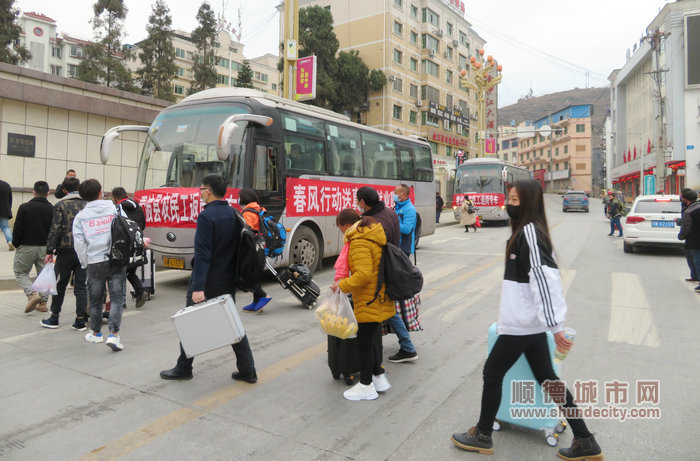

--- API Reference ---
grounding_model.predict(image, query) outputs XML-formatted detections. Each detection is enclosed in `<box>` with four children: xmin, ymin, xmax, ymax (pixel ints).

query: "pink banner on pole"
<box><xmin>295</xmin><ymin>56</ymin><xmax>317</xmax><ymax>101</ymax></box>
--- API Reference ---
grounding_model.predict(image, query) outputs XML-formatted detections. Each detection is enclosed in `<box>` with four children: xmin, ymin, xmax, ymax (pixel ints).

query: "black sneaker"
<box><xmin>71</xmin><ymin>318</ymin><xmax>87</xmax><ymax>331</ymax></box>
<box><xmin>557</xmin><ymin>434</ymin><xmax>603</xmax><ymax>460</ymax></box>
<box><xmin>160</xmin><ymin>367</ymin><xmax>193</xmax><ymax>380</ymax></box>
<box><xmin>451</xmin><ymin>426</ymin><xmax>494</xmax><ymax>455</ymax></box>
<box><xmin>40</xmin><ymin>316</ymin><xmax>59</xmax><ymax>329</ymax></box>
<box><xmin>388</xmin><ymin>349</ymin><xmax>418</xmax><ymax>363</ymax></box>
<box><xmin>135</xmin><ymin>291</ymin><xmax>148</xmax><ymax>308</ymax></box>
<box><xmin>232</xmin><ymin>371</ymin><xmax>258</xmax><ymax>383</ymax></box>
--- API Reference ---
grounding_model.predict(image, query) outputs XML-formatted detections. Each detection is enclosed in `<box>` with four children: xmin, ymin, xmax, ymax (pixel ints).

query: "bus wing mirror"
<box><xmin>100</xmin><ymin>125</ymin><xmax>149</xmax><ymax>164</ymax></box>
<box><xmin>217</xmin><ymin>114</ymin><xmax>273</xmax><ymax>161</ymax></box>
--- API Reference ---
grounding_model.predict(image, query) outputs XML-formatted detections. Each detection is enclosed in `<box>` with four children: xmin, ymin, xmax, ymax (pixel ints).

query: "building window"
<box><xmin>174</xmin><ymin>85</ymin><xmax>184</xmax><ymax>95</ymax></box>
<box><xmin>410</xmin><ymin>30</ymin><xmax>418</xmax><ymax>45</ymax></box>
<box><xmin>446</xmin><ymin>22</ymin><xmax>453</xmax><ymax>36</ymax></box>
<box><xmin>564</xmin><ymin>145</ymin><xmax>568</xmax><ymax>154</ymax></box>
<box><xmin>271</xmin><ymin>83</ymin><xmax>277</xmax><ymax>90</ymax></box>
<box><xmin>409</xmin><ymin>110</ymin><xmax>417</xmax><ymax>125</ymax></box>
<box><xmin>446</xmin><ymin>69</ymin><xmax>453</xmax><ymax>84</ymax></box>
<box><xmin>67</xmin><ymin>64</ymin><xmax>78</xmax><ymax>78</ymax></box>
<box><xmin>393</xmin><ymin>21</ymin><xmax>403</xmax><ymax>36</ymax></box>
<box><xmin>422</xmin><ymin>7</ymin><xmax>439</xmax><ymax>27</ymax></box>
<box><xmin>392</xmin><ymin>77</ymin><xmax>403</xmax><ymax>93</ymax></box>
<box><xmin>422</xmin><ymin>59</ymin><xmax>439</xmax><ymax>77</ymax></box>
<box><xmin>565</xmin><ymin>161</ymin><xmax>569</xmax><ymax>170</ymax></box>
<box><xmin>50</xmin><ymin>65</ymin><xmax>62</xmax><ymax>76</ymax></box>
<box><xmin>175</xmin><ymin>48</ymin><xmax>185</xmax><ymax>58</ymax></box>
<box><xmin>409</xmin><ymin>83</ymin><xmax>418</xmax><ymax>99</ymax></box>
<box><xmin>446</xmin><ymin>146</ymin><xmax>452</xmax><ymax>156</ymax></box>
<box><xmin>217</xmin><ymin>74</ymin><xmax>229</xmax><ymax>85</ymax></box>
<box><xmin>576</xmin><ymin>124</ymin><xmax>585</xmax><ymax>133</ymax></box>
<box><xmin>422</xmin><ymin>112</ymin><xmax>439</xmax><ymax>127</ymax></box>
<box><xmin>186</xmin><ymin>51</ymin><xmax>194</xmax><ymax>61</ymax></box>
<box><xmin>394</xmin><ymin>0</ymin><xmax>402</xmax><ymax>8</ymax></box>
<box><xmin>392</xmin><ymin>105</ymin><xmax>402</xmax><ymax>120</ymax></box>
<box><xmin>556</xmin><ymin>163</ymin><xmax>560</xmax><ymax>171</ymax></box>
<box><xmin>51</xmin><ymin>46</ymin><xmax>61</xmax><ymax>58</ymax></box>
<box><xmin>410</xmin><ymin>57</ymin><xmax>418</xmax><ymax>71</ymax></box>
<box><xmin>421</xmin><ymin>85</ymin><xmax>439</xmax><ymax>103</ymax></box>
<box><xmin>555</xmin><ymin>147</ymin><xmax>559</xmax><ymax>156</ymax></box>
<box><xmin>445</xmin><ymin>47</ymin><xmax>453</xmax><ymax>60</ymax></box>
<box><xmin>422</xmin><ymin>34</ymin><xmax>440</xmax><ymax>52</ymax></box>
<box><xmin>69</xmin><ymin>45</ymin><xmax>83</xmax><ymax>58</ymax></box>
<box><xmin>217</xmin><ymin>57</ymin><xmax>229</xmax><ymax>68</ymax></box>
<box><xmin>186</xmin><ymin>69</ymin><xmax>194</xmax><ymax>79</ymax></box>
<box><xmin>393</xmin><ymin>49</ymin><xmax>402</xmax><ymax>64</ymax></box>
<box><xmin>459</xmin><ymin>31</ymin><xmax>468</xmax><ymax>46</ymax></box>
<box><xmin>443</xmin><ymin>119</ymin><xmax>451</xmax><ymax>132</ymax></box>
<box><xmin>446</xmin><ymin>94</ymin><xmax>453</xmax><ymax>108</ymax></box>
<box><xmin>176</xmin><ymin>66</ymin><xmax>184</xmax><ymax>77</ymax></box>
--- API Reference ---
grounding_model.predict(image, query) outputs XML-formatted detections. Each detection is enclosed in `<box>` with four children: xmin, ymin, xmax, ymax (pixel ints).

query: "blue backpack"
<box><xmin>243</xmin><ymin>207</ymin><xmax>287</xmax><ymax>257</ymax></box>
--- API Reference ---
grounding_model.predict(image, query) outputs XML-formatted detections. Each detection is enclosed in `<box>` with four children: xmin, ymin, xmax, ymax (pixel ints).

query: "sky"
<box><xmin>16</xmin><ymin>0</ymin><xmax>673</xmax><ymax>107</ymax></box>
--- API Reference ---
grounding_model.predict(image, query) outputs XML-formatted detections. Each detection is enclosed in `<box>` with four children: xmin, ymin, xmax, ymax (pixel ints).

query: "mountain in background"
<box><xmin>497</xmin><ymin>87</ymin><xmax>610</xmax><ymax>133</ymax></box>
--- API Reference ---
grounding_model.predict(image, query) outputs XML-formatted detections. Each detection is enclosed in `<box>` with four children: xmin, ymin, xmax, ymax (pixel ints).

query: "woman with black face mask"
<box><xmin>450</xmin><ymin>179</ymin><xmax>604</xmax><ymax>461</ymax></box>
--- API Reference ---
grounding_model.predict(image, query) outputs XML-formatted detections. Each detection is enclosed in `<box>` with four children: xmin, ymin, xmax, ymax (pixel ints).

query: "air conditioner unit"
<box><xmin>452</xmin><ymin>39</ymin><xmax>459</xmax><ymax>46</ymax></box>
<box><xmin>416</xmin><ymin>99</ymin><xmax>423</xmax><ymax>107</ymax></box>
<box><xmin>428</xmin><ymin>49</ymin><xmax>436</xmax><ymax>57</ymax></box>
<box><xmin>388</xmin><ymin>75</ymin><xmax>396</xmax><ymax>82</ymax></box>
<box><xmin>437</xmin><ymin>29</ymin><xmax>444</xmax><ymax>37</ymax></box>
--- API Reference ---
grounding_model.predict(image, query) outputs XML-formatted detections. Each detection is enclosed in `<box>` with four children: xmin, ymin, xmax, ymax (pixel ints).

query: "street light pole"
<box><xmin>459</xmin><ymin>49</ymin><xmax>502</xmax><ymax>158</ymax></box>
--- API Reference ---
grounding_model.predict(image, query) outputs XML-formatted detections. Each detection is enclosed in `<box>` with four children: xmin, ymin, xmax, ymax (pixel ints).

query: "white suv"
<box><xmin>623</xmin><ymin>195</ymin><xmax>683</xmax><ymax>253</ymax></box>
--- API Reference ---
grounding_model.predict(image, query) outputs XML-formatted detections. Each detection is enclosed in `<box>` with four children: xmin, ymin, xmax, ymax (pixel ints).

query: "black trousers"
<box><xmin>126</xmin><ymin>265</ymin><xmax>144</xmax><ymax>295</ymax></box>
<box><xmin>175</xmin><ymin>285</ymin><xmax>255</xmax><ymax>375</ymax></box>
<box><xmin>357</xmin><ymin>322</ymin><xmax>384</xmax><ymax>385</ymax></box>
<box><xmin>50</xmin><ymin>251</ymin><xmax>87</xmax><ymax>318</ymax></box>
<box><xmin>477</xmin><ymin>333</ymin><xmax>591</xmax><ymax>438</ymax></box>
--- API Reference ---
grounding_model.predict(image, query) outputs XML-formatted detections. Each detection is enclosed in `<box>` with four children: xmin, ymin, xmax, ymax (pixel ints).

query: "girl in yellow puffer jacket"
<box><xmin>331</xmin><ymin>209</ymin><xmax>395</xmax><ymax>401</ymax></box>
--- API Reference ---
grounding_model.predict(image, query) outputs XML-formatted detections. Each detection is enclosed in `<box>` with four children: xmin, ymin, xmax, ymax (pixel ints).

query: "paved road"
<box><xmin>0</xmin><ymin>196</ymin><xmax>696</xmax><ymax>460</ymax></box>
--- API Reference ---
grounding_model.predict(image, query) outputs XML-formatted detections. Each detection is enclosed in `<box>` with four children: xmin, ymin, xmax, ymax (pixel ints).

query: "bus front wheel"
<box><xmin>290</xmin><ymin>226</ymin><xmax>320</xmax><ymax>273</ymax></box>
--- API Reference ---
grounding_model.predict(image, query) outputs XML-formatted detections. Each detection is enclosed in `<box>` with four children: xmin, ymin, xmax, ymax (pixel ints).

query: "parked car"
<box><xmin>562</xmin><ymin>191</ymin><xmax>589</xmax><ymax>212</ymax></box>
<box><xmin>623</xmin><ymin>194</ymin><xmax>683</xmax><ymax>253</ymax></box>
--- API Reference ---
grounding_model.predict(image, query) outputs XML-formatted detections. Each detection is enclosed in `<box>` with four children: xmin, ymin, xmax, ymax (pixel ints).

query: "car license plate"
<box><xmin>163</xmin><ymin>257</ymin><xmax>185</xmax><ymax>269</ymax></box>
<box><xmin>652</xmin><ymin>220</ymin><xmax>674</xmax><ymax>228</ymax></box>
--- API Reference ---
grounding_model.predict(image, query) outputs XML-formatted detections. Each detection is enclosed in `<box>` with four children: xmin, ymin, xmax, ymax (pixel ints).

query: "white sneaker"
<box><xmin>106</xmin><ymin>334</ymin><xmax>124</xmax><ymax>351</ymax></box>
<box><xmin>372</xmin><ymin>373</ymin><xmax>391</xmax><ymax>392</ymax></box>
<box><xmin>343</xmin><ymin>382</ymin><xmax>378</xmax><ymax>401</ymax></box>
<box><xmin>85</xmin><ymin>332</ymin><xmax>103</xmax><ymax>343</ymax></box>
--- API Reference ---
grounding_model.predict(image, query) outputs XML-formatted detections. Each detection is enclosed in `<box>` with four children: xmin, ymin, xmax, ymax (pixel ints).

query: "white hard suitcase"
<box><xmin>171</xmin><ymin>294</ymin><xmax>246</xmax><ymax>358</ymax></box>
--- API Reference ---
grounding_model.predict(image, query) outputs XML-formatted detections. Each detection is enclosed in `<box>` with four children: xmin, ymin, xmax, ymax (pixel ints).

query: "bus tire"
<box><xmin>289</xmin><ymin>226</ymin><xmax>321</xmax><ymax>273</ymax></box>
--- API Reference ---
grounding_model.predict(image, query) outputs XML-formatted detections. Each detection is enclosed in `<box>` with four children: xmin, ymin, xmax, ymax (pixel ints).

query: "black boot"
<box><xmin>450</xmin><ymin>426</ymin><xmax>493</xmax><ymax>455</ymax></box>
<box><xmin>464</xmin><ymin>226</ymin><xmax>469</xmax><ymax>233</ymax></box>
<box><xmin>558</xmin><ymin>434</ymin><xmax>603</xmax><ymax>460</ymax></box>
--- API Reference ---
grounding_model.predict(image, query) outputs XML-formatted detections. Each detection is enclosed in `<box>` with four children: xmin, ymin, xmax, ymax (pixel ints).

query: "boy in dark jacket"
<box><xmin>13</xmin><ymin>181</ymin><xmax>54</xmax><ymax>313</ymax></box>
<box><xmin>41</xmin><ymin>177</ymin><xmax>88</xmax><ymax>329</ymax></box>
<box><xmin>112</xmin><ymin>187</ymin><xmax>148</xmax><ymax>308</ymax></box>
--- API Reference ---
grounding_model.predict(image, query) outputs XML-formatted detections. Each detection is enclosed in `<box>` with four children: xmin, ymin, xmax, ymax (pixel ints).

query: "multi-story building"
<box><xmin>609</xmin><ymin>0</ymin><xmax>700</xmax><ymax>197</ymax></box>
<box><xmin>497</xmin><ymin>125</ymin><xmax>518</xmax><ymax>165</ymax></box>
<box><xmin>127</xmin><ymin>29</ymin><xmax>280</xmax><ymax>100</ymax></box>
<box><xmin>280</xmin><ymin>0</ymin><xmax>486</xmax><ymax>196</ymax></box>
<box><xmin>16</xmin><ymin>12</ymin><xmax>96</xmax><ymax>79</ymax></box>
<box><xmin>516</xmin><ymin>105</ymin><xmax>593</xmax><ymax>193</ymax></box>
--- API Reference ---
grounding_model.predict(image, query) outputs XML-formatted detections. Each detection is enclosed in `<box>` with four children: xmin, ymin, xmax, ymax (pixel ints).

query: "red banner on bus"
<box><xmin>286</xmin><ymin>178</ymin><xmax>409</xmax><ymax>217</ymax></box>
<box><xmin>452</xmin><ymin>193</ymin><xmax>505</xmax><ymax>207</ymax></box>
<box><xmin>135</xmin><ymin>188</ymin><xmax>241</xmax><ymax>228</ymax></box>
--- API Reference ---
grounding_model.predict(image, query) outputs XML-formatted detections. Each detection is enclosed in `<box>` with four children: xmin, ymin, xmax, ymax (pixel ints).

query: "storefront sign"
<box><xmin>428</xmin><ymin>101</ymin><xmax>469</xmax><ymax>127</ymax></box>
<box><xmin>643</xmin><ymin>175</ymin><xmax>656</xmax><ymax>195</ymax></box>
<box><xmin>7</xmin><ymin>133</ymin><xmax>36</xmax><ymax>158</ymax></box>
<box><xmin>295</xmin><ymin>56</ymin><xmax>316</xmax><ymax>101</ymax></box>
<box><xmin>428</xmin><ymin>129</ymin><xmax>469</xmax><ymax>148</ymax></box>
<box><xmin>452</xmin><ymin>193</ymin><xmax>505</xmax><ymax>207</ymax></box>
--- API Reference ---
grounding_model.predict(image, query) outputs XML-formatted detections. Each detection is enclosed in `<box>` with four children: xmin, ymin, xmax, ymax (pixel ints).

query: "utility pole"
<box><xmin>282</xmin><ymin>0</ymin><xmax>299</xmax><ymax>100</ymax></box>
<box><xmin>644</xmin><ymin>29</ymin><xmax>670</xmax><ymax>194</ymax></box>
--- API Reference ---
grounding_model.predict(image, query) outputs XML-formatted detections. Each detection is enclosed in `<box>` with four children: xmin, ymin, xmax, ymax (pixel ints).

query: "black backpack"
<box><xmin>232</xmin><ymin>208</ymin><xmax>267</xmax><ymax>292</ymax></box>
<box><xmin>368</xmin><ymin>242</ymin><xmax>423</xmax><ymax>304</ymax></box>
<box><xmin>109</xmin><ymin>211</ymin><xmax>145</xmax><ymax>268</ymax></box>
<box><xmin>243</xmin><ymin>207</ymin><xmax>286</xmax><ymax>257</ymax></box>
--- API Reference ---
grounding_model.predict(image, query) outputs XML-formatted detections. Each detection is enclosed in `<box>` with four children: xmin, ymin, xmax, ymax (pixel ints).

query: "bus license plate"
<box><xmin>163</xmin><ymin>257</ymin><xmax>185</xmax><ymax>269</ymax></box>
<box><xmin>652</xmin><ymin>220</ymin><xmax>674</xmax><ymax>228</ymax></box>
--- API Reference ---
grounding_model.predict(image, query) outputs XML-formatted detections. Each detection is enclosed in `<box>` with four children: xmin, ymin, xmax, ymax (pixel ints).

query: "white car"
<box><xmin>622</xmin><ymin>194</ymin><xmax>683</xmax><ymax>253</ymax></box>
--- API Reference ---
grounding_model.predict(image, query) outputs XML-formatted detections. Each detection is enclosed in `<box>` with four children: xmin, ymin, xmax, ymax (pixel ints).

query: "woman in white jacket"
<box><xmin>450</xmin><ymin>180</ymin><xmax>603</xmax><ymax>460</ymax></box>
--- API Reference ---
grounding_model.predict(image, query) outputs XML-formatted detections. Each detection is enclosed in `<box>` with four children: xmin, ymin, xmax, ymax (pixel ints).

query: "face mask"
<box><xmin>506</xmin><ymin>204</ymin><xmax>520</xmax><ymax>220</ymax></box>
<box><xmin>393</xmin><ymin>194</ymin><xmax>400</xmax><ymax>203</ymax></box>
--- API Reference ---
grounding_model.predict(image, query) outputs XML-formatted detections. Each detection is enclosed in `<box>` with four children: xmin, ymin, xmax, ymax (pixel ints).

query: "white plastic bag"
<box><xmin>315</xmin><ymin>289</ymin><xmax>358</xmax><ymax>339</ymax></box>
<box><xmin>31</xmin><ymin>263</ymin><xmax>57</xmax><ymax>296</ymax></box>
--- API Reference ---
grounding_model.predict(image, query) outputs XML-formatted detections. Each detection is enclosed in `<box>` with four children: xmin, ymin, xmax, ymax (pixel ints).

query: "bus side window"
<box><xmin>361</xmin><ymin>132</ymin><xmax>398</xmax><ymax>179</ymax></box>
<box><xmin>415</xmin><ymin>146</ymin><xmax>433</xmax><ymax>182</ymax></box>
<box><xmin>253</xmin><ymin>144</ymin><xmax>278</xmax><ymax>191</ymax></box>
<box><xmin>399</xmin><ymin>147</ymin><xmax>415</xmax><ymax>180</ymax></box>
<box><xmin>326</xmin><ymin>123</ymin><xmax>363</xmax><ymax>177</ymax></box>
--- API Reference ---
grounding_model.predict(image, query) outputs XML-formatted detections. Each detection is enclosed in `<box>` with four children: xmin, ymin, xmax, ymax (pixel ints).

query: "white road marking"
<box><xmin>608</xmin><ymin>272</ymin><xmax>660</xmax><ymax>347</ymax></box>
<box><xmin>438</xmin><ymin>267</ymin><xmax>503</xmax><ymax>323</ymax></box>
<box><xmin>560</xmin><ymin>269</ymin><xmax>576</xmax><ymax>296</ymax></box>
<box><xmin>422</xmin><ymin>263</ymin><xmax>464</xmax><ymax>285</ymax></box>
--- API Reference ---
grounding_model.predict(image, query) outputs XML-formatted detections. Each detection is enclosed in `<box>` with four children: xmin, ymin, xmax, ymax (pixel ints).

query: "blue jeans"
<box><xmin>0</xmin><ymin>217</ymin><xmax>12</xmax><ymax>243</ymax></box>
<box><xmin>436</xmin><ymin>209</ymin><xmax>441</xmax><ymax>223</ymax></box>
<box><xmin>692</xmin><ymin>250</ymin><xmax>700</xmax><ymax>287</ymax></box>
<box><xmin>387</xmin><ymin>311</ymin><xmax>416</xmax><ymax>353</ymax></box>
<box><xmin>86</xmin><ymin>262</ymin><xmax>126</xmax><ymax>334</ymax></box>
<box><xmin>609</xmin><ymin>216</ymin><xmax>622</xmax><ymax>236</ymax></box>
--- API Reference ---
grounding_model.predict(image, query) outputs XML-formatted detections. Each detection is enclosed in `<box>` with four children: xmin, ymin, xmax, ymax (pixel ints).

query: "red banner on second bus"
<box><xmin>452</xmin><ymin>193</ymin><xmax>505</xmax><ymax>207</ymax></box>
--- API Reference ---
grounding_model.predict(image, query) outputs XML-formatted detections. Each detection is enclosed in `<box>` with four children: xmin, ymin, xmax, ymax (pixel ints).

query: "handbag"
<box><xmin>382</xmin><ymin>294</ymin><xmax>423</xmax><ymax>334</ymax></box>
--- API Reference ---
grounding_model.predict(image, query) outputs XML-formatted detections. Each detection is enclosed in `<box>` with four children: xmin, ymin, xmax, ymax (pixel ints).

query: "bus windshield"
<box><xmin>456</xmin><ymin>165</ymin><xmax>503</xmax><ymax>194</ymax></box>
<box><xmin>136</xmin><ymin>104</ymin><xmax>249</xmax><ymax>190</ymax></box>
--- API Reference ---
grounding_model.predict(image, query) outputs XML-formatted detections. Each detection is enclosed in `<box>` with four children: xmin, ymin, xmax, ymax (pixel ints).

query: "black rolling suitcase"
<box><xmin>265</xmin><ymin>261</ymin><xmax>320</xmax><ymax>309</ymax></box>
<box><xmin>328</xmin><ymin>335</ymin><xmax>361</xmax><ymax>385</ymax></box>
<box><xmin>135</xmin><ymin>248</ymin><xmax>155</xmax><ymax>299</ymax></box>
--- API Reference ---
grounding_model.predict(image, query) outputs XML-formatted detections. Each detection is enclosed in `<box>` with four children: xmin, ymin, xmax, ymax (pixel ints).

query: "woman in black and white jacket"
<box><xmin>450</xmin><ymin>179</ymin><xmax>604</xmax><ymax>460</ymax></box>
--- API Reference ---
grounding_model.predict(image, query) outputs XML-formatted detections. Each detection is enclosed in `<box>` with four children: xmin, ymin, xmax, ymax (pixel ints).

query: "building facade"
<box><xmin>127</xmin><ymin>30</ymin><xmax>280</xmax><ymax>100</ymax></box>
<box><xmin>609</xmin><ymin>0</ymin><xmax>700</xmax><ymax>197</ymax></box>
<box><xmin>516</xmin><ymin>105</ymin><xmax>594</xmax><ymax>194</ymax></box>
<box><xmin>497</xmin><ymin>125</ymin><xmax>518</xmax><ymax>165</ymax></box>
<box><xmin>281</xmin><ymin>0</ymin><xmax>486</xmax><ymax>197</ymax></box>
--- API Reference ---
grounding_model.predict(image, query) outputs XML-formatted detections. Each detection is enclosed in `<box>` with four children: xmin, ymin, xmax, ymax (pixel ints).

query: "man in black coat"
<box><xmin>436</xmin><ymin>192</ymin><xmax>445</xmax><ymax>223</ymax></box>
<box><xmin>12</xmin><ymin>181</ymin><xmax>54</xmax><ymax>313</ymax></box>
<box><xmin>678</xmin><ymin>188</ymin><xmax>700</xmax><ymax>290</ymax></box>
<box><xmin>356</xmin><ymin>186</ymin><xmax>400</xmax><ymax>246</ymax></box>
<box><xmin>54</xmin><ymin>169</ymin><xmax>77</xmax><ymax>199</ymax></box>
<box><xmin>160</xmin><ymin>174</ymin><xmax>257</xmax><ymax>382</ymax></box>
<box><xmin>0</xmin><ymin>178</ymin><xmax>13</xmax><ymax>250</ymax></box>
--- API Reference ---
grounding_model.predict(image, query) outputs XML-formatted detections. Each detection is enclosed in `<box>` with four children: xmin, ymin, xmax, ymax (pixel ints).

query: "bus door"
<box><xmin>251</xmin><ymin>140</ymin><xmax>283</xmax><ymax>218</ymax></box>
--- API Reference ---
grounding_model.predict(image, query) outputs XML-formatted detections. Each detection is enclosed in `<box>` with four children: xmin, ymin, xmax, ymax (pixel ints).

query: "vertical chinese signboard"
<box><xmin>295</xmin><ymin>55</ymin><xmax>317</xmax><ymax>101</ymax></box>
<box><xmin>485</xmin><ymin>74</ymin><xmax>498</xmax><ymax>138</ymax></box>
